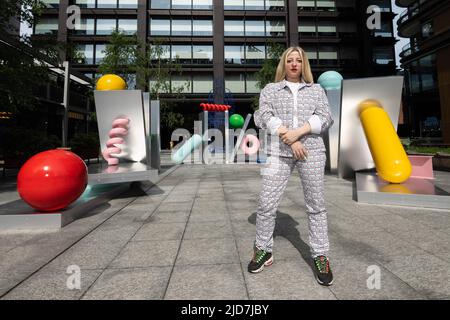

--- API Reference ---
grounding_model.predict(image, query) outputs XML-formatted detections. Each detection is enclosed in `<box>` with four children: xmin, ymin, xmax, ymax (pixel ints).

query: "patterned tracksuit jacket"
<box><xmin>253</xmin><ymin>79</ymin><xmax>334</xmax><ymax>258</ymax></box>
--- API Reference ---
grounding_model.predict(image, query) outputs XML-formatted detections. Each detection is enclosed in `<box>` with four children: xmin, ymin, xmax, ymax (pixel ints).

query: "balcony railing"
<box><xmin>400</xmin><ymin>41</ymin><xmax>419</xmax><ymax>57</ymax></box>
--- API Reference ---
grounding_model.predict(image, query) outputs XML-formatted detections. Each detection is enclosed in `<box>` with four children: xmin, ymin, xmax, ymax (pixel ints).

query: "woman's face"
<box><xmin>285</xmin><ymin>50</ymin><xmax>302</xmax><ymax>82</ymax></box>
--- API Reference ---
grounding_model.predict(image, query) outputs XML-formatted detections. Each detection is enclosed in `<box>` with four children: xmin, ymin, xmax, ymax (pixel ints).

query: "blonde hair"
<box><xmin>274</xmin><ymin>46</ymin><xmax>314</xmax><ymax>84</ymax></box>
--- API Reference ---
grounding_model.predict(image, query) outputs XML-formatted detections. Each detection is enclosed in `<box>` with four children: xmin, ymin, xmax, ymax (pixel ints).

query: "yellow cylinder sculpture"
<box><xmin>359</xmin><ymin>100</ymin><xmax>412</xmax><ymax>184</ymax></box>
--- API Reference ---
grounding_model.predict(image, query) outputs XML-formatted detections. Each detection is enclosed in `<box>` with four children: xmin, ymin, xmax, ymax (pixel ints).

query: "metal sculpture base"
<box><xmin>0</xmin><ymin>162</ymin><xmax>159</xmax><ymax>232</ymax></box>
<box><xmin>88</xmin><ymin>162</ymin><xmax>158</xmax><ymax>185</ymax></box>
<box><xmin>0</xmin><ymin>182</ymin><xmax>130</xmax><ymax>232</ymax></box>
<box><xmin>355</xmin><ymin>172</ymin><xmax>450</xmax><ymax>209</ymax></box>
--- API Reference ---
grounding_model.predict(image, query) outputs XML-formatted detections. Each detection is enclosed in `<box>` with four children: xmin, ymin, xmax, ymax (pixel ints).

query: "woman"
<box><xmin>248</xmin><ymin>46</ymin><xmax>334</xmax><ymax>286</ymax></box>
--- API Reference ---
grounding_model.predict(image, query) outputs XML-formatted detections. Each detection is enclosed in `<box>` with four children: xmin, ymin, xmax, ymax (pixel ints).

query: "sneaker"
<box><xmin>248</xmin><ymin>247</ymin><xmax>273</xmax><ymax>273</ymax></box>
<box><xmin>313</xmin><ymin>256</ymin><xmax>334</xmax><ymax>286</ymax></box>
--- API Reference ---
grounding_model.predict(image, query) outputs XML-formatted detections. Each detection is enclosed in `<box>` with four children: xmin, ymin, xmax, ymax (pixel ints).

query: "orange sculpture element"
<box><xmin>96</xmin><ymin>74</ymin><xmax>127</xmax><ymax>91</ymax></box>
<box><xmin>359</xmin><ymin>99</ymin><xmax>412</xmax><ymax>184</ymax></box>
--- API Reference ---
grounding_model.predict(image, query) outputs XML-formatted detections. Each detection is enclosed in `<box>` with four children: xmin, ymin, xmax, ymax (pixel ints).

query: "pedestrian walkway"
<box><xmin>0</xmin><ymin>163</ymin><xmax>449</xmax><ymax>300</ymax></box>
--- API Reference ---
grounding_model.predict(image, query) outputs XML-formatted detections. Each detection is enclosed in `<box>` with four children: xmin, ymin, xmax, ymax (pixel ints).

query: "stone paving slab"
<box><xmin>82</xmin><ymin>267</ymin><xmax>172</xmax><ymax>300</ymax></box>
<box><xmin>1</xmin><ymin>164</ymin><xmax>449</xmax><ymax>300</ymax></box>
<box><xmin>164</xmin><ymin>264</ymin><xmax>248</xmax><ymax>300</ymax></box>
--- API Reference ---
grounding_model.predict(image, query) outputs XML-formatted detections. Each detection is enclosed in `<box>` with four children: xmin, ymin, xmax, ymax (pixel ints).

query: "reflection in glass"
<box><xmin>225</xmin><ymin>74</ymin><xmax>245</xmax><ymax>93</ymax></box>
<box><xmin>193</xmin><ymin>75</ymin><xmax>213</xmax><ymax>93</ymax></box>
<box><xmin>245</xmin><ymin>20</ymin><xmax>265</xmax><ymax>37</ymax></box>
<box><xmin>224</xmin><ymin>20</ymin><xmax>245</xmax><ymax>36</ymax></box>
<box><xmin>96</xmin><ymin>19</ymin><xmax>117</xmax><ymax>35</ymax></box>
<box><xmin>73</xmin><ymin>18</ymin><xmax>95</xmax><ymax>35</ymax></box>
<box><xmin>172</xmin><ymin>20</ymin><xmax>192</xmax><ymax>36</ymax></box>
<box><xmin>150</xmin><ymin>19</ymin><xmax>170</xmax><ymax>35</ymax></box>
<box><xmin>193</xmin><ymin>45</ymin><xmax>213</xmax><ymax>63</ymax></box>
<box><xmin>225</xmin><ymin>46</ymin><xmax>244</xmax><ymax>64</ymax></box>
<box><xmin>118</xmin><ymin>19</ymin><xmax>138</xmax><ymax>35</ymax></box>
<box><xmin>193</xmin><ymin>20</ymin><xmax>213</xmax><ymax>36</ymax></box>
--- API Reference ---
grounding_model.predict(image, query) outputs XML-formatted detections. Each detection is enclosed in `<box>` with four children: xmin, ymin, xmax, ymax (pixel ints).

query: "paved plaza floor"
<box><xmin>0</xmin><ymin>161</ymin><xmax>449</xmax><ymax>300</ymax></box>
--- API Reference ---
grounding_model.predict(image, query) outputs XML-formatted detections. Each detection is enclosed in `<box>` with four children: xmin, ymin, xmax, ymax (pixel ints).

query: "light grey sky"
<box><xmin>392</xmin><ymin>0</ymin><xmax>410</xmax><ymax>70</ymax></box>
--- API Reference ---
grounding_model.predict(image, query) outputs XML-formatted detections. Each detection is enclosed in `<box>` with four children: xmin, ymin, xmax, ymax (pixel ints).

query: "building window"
<box><xmin>193</xmin><ymin>20</ymin><xmax>213</xmax><ymax>36</ymax></box>
<box><xmin>266</xmin><ymin>19</ymin><xmax>285</xmax><ymax>36</ymax></box>
<box><xmin>303</xmin><ymin>46</ymin><xmax>318</xmax><ymax>64</ymax></box>
<box><xmin>172</xmin><ymin>45</ymin><xmax>192</xmax><ymax>64</ymax></box>
<box><xmin>150</xmin><ymin>0</ymin><xmax>170</xmax><ymax>9</ymax></box>
<box><xmin>225</xmin><ymin>45</ymin><xmax>245</xmax><ymax>64</ymax></box>
<box><xmin>246</xmin><ymin>44</ymin><xmax>265</xmax><ymax>64</ymax></box>
<box><xmin>150</xmin><ymin>44</ymin><xmax>171</xmax><ymax>61</ymax></box>
<box><xmin>246</xmin><ymin>73</ymin><xmax>259</xmax><ymax>93</ymax></box>
<box><xmin>318</xmin><ymin>46</ymin><xmax>337</xmax><ymax>65</ymax></box>
<box><xmin>73</xmin><ymin>44</ymin><xmax>94</xmax><ymax>64</ymax></box>
<box><xmin>41</xmin><ymin>0</ymin><xmax>59</xmax><ymax>8</ymax></box>
<box><xmin>421</xmin><ymin>21</ymin><xmax>434</xmax><ymax>38</ymax></box>
<box><xmin>34</xmin><ymin>18</ymin><xmax>59</xmax><ymax>35</ymax></box>
<box><xmin>266</xmin><ymin>0</ymin><xmax>285</xmax><ymax>11</ymax></box>
<box><xmin>317</xmin><ymin>21</ymin><xmax>337</xmax><ymax>36</ymax></box>
<box><xmin>298</xmin><ymin>0</ymin><xmax>335</xmax><ymax>11</ymax></box>
<box><xmin>75</xmin><ymin>0</ymin><xmax>96</xmax><ymax>8</ymax></box>
<box><xmin>193</xmin><ymin>0</ymin><xmax>213</xmax><ymax>10</ymax></box>
<box><xmin>245</xmin><ymin>0</ymin><xmax>265</xmax><ymax>10</ymax></box>
<box><xmin>193</xmin><ymin>75</ymin><xmax>213</xmax><ymax>93</ymax></box>
<box><xmin>372</xmin><ymin>47</ymin><xmax>394</xmax><ymax>65</ymax></box>
<box><xmin>119</xmin><ymin>0</ymin><xmax>138</xmax><ymax>9</ymax></box>
<box><xmin>73</xmin><ymin>18</ymin><xmax>95</xmax><ymax>35</ymax></box>
<box><xmin>172</xmin><ymin>0</ymin><xmax>191</xmax><ymax>9</ymax></box>
<box><xmin>118</xmin><ymin>19</ymin><xmax>138</xmax><ymax>35</ymax></box>
<box><xmin>225</xmin><ymin>0</ymin><xmax>244</xmax><ymax>10</ymax></box>
<box><xmin>297</xmin><ymin>0</ymin><xmax>315</xmax><ymax>11</ymax></box>
<box><xmin>299</xmin><ymin>20</ymin><xmax>316</xmax><ymax>37</ymax></box>
<box><xmin>96</xmin><ymin>19</ymin><xmax>117</xmax><ymax>35</ymax></box>
<box><xmin>95</xmin><ymin>44</ymin><xmax>106</xmax><ymax>64</ymax></box>
<box><xmin>224</xmin><ymin>20</ymin><xmax>245</xmax><ymax>36</ymax></box>
<box><xmin>172</xmin><ymin>75</ymin><xmax>191</xmax><ymax>93</ymax></box>
<box><xmin>245</xmin><ymin>20</ymin><xmax>265</xmax><ymax>37</ymax></box>
<box><xmin>316</xmin><ymin>0</ymin><xmax>335</xmax><ymax>11</ymax></box>
<box><xmin>172</xmin><ymin>20</ymin><xmax>192</xmax><ymax>36</ymax></box>
<box><xmin>373</xmin><ymin>20</ymin><xmax>392</xmax><ymax>37</ymax></box>
<box><xmin>150</xmin><ymin>18</ymin><xmax>170</xmax><ymax>36</ymax></box>
<box><xmin>225</xmin><ymin>74</ymin><xmax>246</xmax><ymax>93</ymax></box>
<box><xmin>193</xmin><ymin>45</ymin><xmax>213</xmax><ymax>64</ymax></box>
<box><xmin>97</xmin><ymin>0</ymin><xmax>117</xmax><ymax>9</ymax></box>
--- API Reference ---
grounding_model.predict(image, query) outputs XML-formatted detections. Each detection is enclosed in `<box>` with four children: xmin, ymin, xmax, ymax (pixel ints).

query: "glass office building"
<box><xmin>34</xmin><ymin>0</ymin><xmax>397</xmax><ymax>145</ymax></box>
<box><xmin>397</xmin><ymin>0</ymin><xmax>450</xmax><ymax>142</ymax></box>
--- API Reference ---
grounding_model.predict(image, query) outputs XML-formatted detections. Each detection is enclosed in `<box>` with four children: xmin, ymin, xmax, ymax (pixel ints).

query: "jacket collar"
<box><xmin>276</xmin><ymin>79</ymin><xmax>313</xmax><ymax>91</ymax></box>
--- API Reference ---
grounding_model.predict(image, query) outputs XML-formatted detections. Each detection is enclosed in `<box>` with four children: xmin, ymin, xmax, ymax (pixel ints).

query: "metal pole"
<box><xmin>62</xmin><ymin>61</ymin><xmax>70</xmax><ymax>147</ymax></box>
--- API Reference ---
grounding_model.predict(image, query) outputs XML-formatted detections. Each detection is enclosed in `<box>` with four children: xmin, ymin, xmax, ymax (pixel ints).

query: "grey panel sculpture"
<box><xmin>338</xmin><ymin>76</ymin><xmax>404</xmax><ymax>179</ymax></box>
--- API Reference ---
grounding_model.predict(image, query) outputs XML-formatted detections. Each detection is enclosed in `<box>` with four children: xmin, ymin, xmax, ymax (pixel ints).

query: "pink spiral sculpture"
<box><xmin>241</xmin><ymin>134</ymin><xmax>260</xmax><ymax>156</ymax></box>
<box><xmin>101</xmin><ymin>117</ymin><xmax>130</xmax><ymax>166</ymax></box>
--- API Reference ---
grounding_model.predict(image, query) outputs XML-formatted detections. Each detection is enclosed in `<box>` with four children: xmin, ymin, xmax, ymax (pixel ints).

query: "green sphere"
<box><xmin>229</xmin><ymin>114</ymin><xmax>245</xmax><ymax>129</ymax></box>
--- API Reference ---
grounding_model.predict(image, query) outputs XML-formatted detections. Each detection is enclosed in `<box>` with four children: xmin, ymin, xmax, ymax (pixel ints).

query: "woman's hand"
<box><xmin>280</xmin><ymin>129</ymin><xmax>302</xmax><ymax>146</ymax></box>
<box><xmin>277</xmin><ymin>125</ymin><xmax>288</xmax><ymax>136</ymax></box>
<box><xmin>290</xmin><ymin>141</ymin><xmax>308</xmax><ymax>160</ymax></box>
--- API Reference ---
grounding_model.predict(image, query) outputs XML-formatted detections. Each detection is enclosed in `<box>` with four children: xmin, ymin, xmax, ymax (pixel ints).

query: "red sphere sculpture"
<box><xmin>17</xmin><ymin>149</ymin><xmax>88</xmax><ymax>212</ymax></box>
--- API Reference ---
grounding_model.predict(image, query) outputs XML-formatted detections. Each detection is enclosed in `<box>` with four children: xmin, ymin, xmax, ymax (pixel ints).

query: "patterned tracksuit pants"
<box><xmin>255</xmin><ymin>151</ymin><xmax>329</xmax><ymax>258</ymax></box>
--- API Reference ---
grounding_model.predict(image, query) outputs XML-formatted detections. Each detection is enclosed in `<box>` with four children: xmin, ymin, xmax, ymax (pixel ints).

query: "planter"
<box><xmin>407</xmin><ymin>151</ymin><xmax>450</xmax><ymax>172</ymax></box>
<box><xmin>433</xmin><ymin>153</ymin><xmax>450</xmax><ymax>171</ymax></box>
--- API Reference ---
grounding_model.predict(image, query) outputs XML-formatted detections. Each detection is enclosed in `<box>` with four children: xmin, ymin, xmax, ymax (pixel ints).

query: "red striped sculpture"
<box><xmin>200</xmin><ymin>103</ymin><xmax>232</xmax><ymax>112</ymax></box>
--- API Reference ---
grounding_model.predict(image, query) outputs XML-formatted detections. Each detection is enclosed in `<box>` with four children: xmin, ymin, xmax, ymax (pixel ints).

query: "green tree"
<box><xmin>97</xmin><ymin>31</ymin><xmax>189</xmax><ymax>131</ymax></box>
<box><xmin>0</xmin><ymin>0</ymin><xmax>57</xmax><ymax>115</ymax></box>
